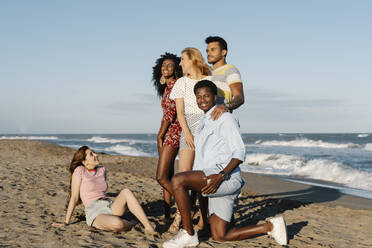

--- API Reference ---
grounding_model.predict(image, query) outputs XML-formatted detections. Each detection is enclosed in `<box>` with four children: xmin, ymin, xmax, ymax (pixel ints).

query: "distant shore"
<box><xmin>0</xmin><ymin>140</ymin><xmax>371</xmax><ymax>247</ymax></box>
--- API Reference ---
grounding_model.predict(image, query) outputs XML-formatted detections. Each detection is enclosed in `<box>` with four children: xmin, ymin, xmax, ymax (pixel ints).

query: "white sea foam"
<box><xmin>0</xmin><ymin>136</ymin><xmax>58</xmax><ymax>140</ymax></box>
<box><xmin>88</xmin><ymin>136</ymin><xmax>156</xmax><ymax>145</ymax></box>
<box><xmin>88</xmin><ymin>136</ymin><xmax>130</xmax><ymax>143</ymax></box>
<box><xmin>254</xmin><ymin>139</ymin><xmax>262</xmax><ymax>144</ymax></box>
<box><xmin>242</xmin><ymin>153</ymin><xmax>372</xmax><ymax>191</ymax></box>
<box><xmin>358</xmin><ymin>134</ymin><xmax>370</xmax><ymax>138</ymax></box>
<box><xmin>63</xmin><ymin>144</ymin><xmax>81</xmax><ymax>149</ymax></box>
<box><xmin>104</xmin><ymin>145</ymin><xmax>150</xmax><ymax>157</ymax></box>
<box><xmin>257</xmin><ymin>138</ymin><xmax>360</xmax><ymax>149</ymax></box>
<box><xmin>364</xmin><ymin>143</ymin><xmax>372</xmax><ymax>151</ymax></box>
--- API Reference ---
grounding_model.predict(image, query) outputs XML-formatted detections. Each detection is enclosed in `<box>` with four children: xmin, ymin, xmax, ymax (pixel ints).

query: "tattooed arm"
<box><xmin>210</xmin><ymin>83</ymin><xmax>244</xmax><ymax>120</ymax></box>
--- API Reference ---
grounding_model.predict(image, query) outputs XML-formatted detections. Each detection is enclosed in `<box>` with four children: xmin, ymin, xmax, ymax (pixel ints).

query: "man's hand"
<box><xmin>201</xmin><ymin>173</ymin><xmax>223</xmax><ymax>194</ymax></box>
<box><xmin>210</xmin><ymin>104</ymin><xmax>228</xmax><ymax>120</ymax></box>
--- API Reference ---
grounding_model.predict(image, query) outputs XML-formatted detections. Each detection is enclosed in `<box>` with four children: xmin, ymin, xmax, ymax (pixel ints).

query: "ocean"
<box><xmin>2</xmin><ymin>133</ymin><xmax>372</xmax><ymax>199</ymax></box>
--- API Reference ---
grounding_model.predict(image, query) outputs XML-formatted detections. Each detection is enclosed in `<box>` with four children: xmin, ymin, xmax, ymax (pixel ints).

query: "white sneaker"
<box><xmin>268</xmin><ymin>216</ymin><xmax>288</xmax><ymax>245</ymax></box>
<box><xmin>163</xmin><ymin>229</ymin><xmax>199</xmax><ymax>248</ymax></box>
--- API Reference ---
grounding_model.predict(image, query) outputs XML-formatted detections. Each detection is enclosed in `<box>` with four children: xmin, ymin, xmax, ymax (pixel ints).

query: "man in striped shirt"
<box><xmin>205</xmin><ymin>36</ymin><xmax>245</xmax><ymax>120</ymax></box>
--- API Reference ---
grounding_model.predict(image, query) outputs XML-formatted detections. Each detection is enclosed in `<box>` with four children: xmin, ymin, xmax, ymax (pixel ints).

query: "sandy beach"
<box><xmin>1</xmin><ymin>140</ymin><xmax>371</xmax><ymax>247</ymax></box>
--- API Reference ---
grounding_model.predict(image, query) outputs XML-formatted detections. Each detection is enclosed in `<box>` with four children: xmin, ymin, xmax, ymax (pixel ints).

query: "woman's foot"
<box><xmin>144</xmin><ymin>226</ymin><xmax>156</xmax><ymax>235</ymax></box>
<box><xmin>144</xmin><ymin>223</ymin><xmax>159</xmax><ymax>238</ymax></box>
<box><xmin>168</xmin><ymin>210</ymin><xmax>181</xmax><ymax>233</ymax></box>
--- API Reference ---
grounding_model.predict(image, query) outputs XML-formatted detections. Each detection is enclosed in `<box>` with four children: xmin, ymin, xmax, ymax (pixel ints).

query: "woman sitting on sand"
<box><xmin>52</xmin><ymin>146</ymin><xmax>156</xmax><ymax>234</ymax></box>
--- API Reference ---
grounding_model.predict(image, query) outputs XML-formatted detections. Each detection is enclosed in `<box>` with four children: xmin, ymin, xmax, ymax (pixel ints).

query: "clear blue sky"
<box><xmin>1</xmin><ymin>0</ymin><xmax>371</xmax><ymax>133</ymax></box>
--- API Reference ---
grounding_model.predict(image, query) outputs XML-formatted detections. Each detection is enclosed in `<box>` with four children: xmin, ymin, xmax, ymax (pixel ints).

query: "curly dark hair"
<box><xmin>152</xmin><ymin>52</ymin><xmax>182</xmax><ymax>97</ymax></box>
<box><xmin>194</xmin><ymin>80</ymin><xmax>217</xmax><ymax>96</ymax></box>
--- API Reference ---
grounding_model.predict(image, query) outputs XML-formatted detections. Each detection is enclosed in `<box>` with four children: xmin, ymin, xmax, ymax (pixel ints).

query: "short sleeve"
<box><xmin>102</xmin><ymin>167</ymin><xmax>107</xmax><ymax>181</ymax></box>
<box><xmin>226</xmin><ymin>66</ymin><xmax>242</xmax><ymax>85</ymax></box>
<box><xmin>170</xmin><ymin>77</ymin><xmax>185</xmax><ymax>100</ymax></box>
<box><xmin>72</xmin><ymin>166</ymin><xmax>83</xmax><ymax>179</ymax></box>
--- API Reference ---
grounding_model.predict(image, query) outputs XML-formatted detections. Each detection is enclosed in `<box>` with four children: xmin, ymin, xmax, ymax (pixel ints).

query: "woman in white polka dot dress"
<box><xmin>169</xmin><ymin>47</ymin><xmax>211</xmax><ymax>231</ymax></box>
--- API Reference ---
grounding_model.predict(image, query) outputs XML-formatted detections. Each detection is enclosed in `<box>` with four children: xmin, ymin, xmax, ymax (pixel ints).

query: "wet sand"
<box><xmin>0</xmin><ymin>140</ymin><xmax>371</xmax><ymax>247</ymax></box>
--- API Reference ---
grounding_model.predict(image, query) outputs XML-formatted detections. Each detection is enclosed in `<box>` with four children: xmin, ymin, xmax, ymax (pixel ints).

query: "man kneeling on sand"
<box><xmin>163</xmin><ymin>80</ymin><xmax>288</xmax><ymax>248</ymax></box>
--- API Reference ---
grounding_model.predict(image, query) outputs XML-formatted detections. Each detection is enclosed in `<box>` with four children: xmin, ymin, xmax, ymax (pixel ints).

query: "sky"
<box><xmin>1</xmin><ymin>0</ymin><xmax>371</xmax><ymax>134</ymax></box>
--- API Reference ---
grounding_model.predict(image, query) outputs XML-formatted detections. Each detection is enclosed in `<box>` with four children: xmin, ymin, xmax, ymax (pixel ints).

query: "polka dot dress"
<box><xmin>170</xmin><ymin>76</ymin><xmax>212</xmax><ymax>149</ymax></box>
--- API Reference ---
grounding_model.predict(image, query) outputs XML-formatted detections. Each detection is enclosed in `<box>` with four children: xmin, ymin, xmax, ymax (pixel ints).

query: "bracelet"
<box><xmin>219</xmin><ymin>170</ymin><xmax>229</xmax><ymax>180</ymax></box>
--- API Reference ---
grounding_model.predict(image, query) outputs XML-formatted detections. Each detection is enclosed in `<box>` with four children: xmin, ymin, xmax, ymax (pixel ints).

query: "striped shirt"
<box><xmin>212</xmin><ymin>64</ymin><xmax>242</xmax><ymax>105</ymax></box>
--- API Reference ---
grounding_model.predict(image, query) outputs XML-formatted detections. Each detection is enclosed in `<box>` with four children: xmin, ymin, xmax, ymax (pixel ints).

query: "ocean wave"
<box><xmin>88</xmin><ymin>136</ymin><xmax>156</xmax><ymax>145</ymax></box>
<box><xmin>358</xmin><ymin>134</ymin><xmax>370</xmax><ymax>138</ymax></box>
<box><xmin>104</xmin><ymin>145</ymin><xmax>151</xmax><ymax>157</ymax></box>
<box><xmin>242</xmin><ymin>153</ymin><xmax>372</xmax><ymax>191</ymax></box>
<box><xmin>88</xmin><ymin>136</ymin><xmax>130</xmax><ymax>144</ymax></box>
<box><xmin>364</xmin><ymin>143</ymin><xmax>372</xmax><ymax>151</ymax></box>
<box><xmin>61</xmin><ymin>144</ymin><xmax>82</xmax><ymax>149</ymax></box>
<box><xmin>256</xmin><ymin>138</ymin><xmax>360</xmax><ymax>149</ymax></box>
<box><xmin>0</xmin><ymin>135</ymin><xmax>58</xmax><ymax>140</ymax></box>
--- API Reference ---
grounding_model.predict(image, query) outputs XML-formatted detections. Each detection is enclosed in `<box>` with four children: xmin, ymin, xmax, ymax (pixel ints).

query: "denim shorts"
<box><xmin>85</xmin><ymin>199</ymin><xmax>113</xmax><ymax>226</ymax></box>
<box><xmin>202</xmin><ymin>167</ymin><xmax>244</xmax><ymax>222</ymax></box>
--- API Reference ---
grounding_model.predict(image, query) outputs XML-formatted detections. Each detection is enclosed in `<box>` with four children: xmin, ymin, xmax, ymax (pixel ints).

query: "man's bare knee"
<box><xmin>212</xmin><ymin>232</ymin><xmax>226</xmax><ymax>242</ymax></box>
<box><xmin>171</xmin><ymin>174</ymin><xmax>186</xmax><ymax>190</ymax></box>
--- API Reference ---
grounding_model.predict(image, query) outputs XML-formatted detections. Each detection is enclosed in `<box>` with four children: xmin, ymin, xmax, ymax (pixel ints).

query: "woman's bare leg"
<box><xmin>156</xmin><ymin>146</ymin><xmax>178</xmax><ymax>195</ymax></box>
<box><xmin>111</xmin><ymin>188</ymin><xmax>154</xmax><ymax>232</ymax></box>
<box><xmin>92</xmin><ymin>214</ymin><xmax>133</xmax><ymax>232</ymax></box>
<box><xmin>163</xmin><ymin>188</ymin><xmax>172</xmax><ymax>220</ymax></box>
<box><xmin>178</xmin><ymin>148</ymin><xmax>195</xmax><ymax>172</ymax></box>
<box><xmin>156</xmin><ymin>145</ymin><xmax>177</xmax><ymax>220</ymax></box>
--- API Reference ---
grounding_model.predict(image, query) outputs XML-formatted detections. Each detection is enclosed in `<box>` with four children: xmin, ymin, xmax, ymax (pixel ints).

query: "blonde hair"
<box><xmin>182</xmin><ymin>47</ymin><xmax>211</xmax><ymax>76</ymax></box>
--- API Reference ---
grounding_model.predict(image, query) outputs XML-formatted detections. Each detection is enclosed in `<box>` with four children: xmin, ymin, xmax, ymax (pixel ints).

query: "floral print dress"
<box><xmin>161</xmin><ymin>80</ymin><xmax>181</xmax><ymax>148</ymax></box>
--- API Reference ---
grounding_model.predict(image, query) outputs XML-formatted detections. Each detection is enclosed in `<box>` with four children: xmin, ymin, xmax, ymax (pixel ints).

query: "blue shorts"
<box><xmin>85</xmin><ymin>199</ymin><xmax>113</xmax><ymax>226</ymax></box>
<box><xmin>202</xmin><ymin>168</ymin><xmax>244</xmax><ymax>222</ymax></box>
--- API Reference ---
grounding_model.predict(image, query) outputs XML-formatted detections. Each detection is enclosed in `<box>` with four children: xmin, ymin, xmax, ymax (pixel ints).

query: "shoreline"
<box><xmin>2</xmin><ymin>133</ymin><xmax>372</xmax><ymax>200</ymax></box>
<box><xmin>1</xmin><ymin>140</ymin><xmax>371</xmax><ymax>247</ymax></box>
<box><xmin>241</xmin><ymin>173</ymin><xmax>372</xmax><ymax>210</ymax></box>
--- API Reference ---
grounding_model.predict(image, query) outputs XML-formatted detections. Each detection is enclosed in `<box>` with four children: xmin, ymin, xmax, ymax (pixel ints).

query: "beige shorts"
<box><xmin>85</xmin><ymin>199</ymin><xmax>113</xmax><ymax>226</ymax></box>
<box><xmin>202</xmin><ymin>167</ymin><xmax>244</xmax><ymax>222</ymax></box>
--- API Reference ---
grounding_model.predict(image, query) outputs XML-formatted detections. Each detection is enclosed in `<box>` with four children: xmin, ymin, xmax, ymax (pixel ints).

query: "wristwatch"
<box><xmin>219</xmin><ymin>170</ymin><xmax>229</xmax><ymax>181</ymax></box>
<box><xmin>224</xmin><ymin>102</ymin><xmax>230</xmax><ymax>110</ymax></box>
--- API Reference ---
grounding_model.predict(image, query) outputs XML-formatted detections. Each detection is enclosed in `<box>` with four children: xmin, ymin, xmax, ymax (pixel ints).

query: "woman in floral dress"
<box><xmin>152</xmin><ymin>53</ymin><xmax>183</xmax><ymax>223</ymax></box>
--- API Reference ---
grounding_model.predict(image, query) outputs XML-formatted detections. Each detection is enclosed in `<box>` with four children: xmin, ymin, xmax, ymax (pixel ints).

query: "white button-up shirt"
<box><xmin>193</xmin><ymin>106</ymin><xmax>246</xmax><ymax>174</ymax></box>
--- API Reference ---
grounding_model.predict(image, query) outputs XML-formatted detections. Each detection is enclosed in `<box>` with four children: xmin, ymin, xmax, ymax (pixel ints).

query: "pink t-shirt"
<box><xmin>72</xmin><ymin>166</ymin><xmax>108</xmax><ymax>206</ymax></box>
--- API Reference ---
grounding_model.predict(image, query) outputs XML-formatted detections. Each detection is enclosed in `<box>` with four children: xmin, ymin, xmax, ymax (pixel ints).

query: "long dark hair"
<box><xmin>152</xmin><ymin>52</ymin><xmax>182</xmax><ymax>97</ymax></box>
<box><xmin>68</xmin><ymin>145</ymin><xmax>90</xmax><ymax>205</ymax></box>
